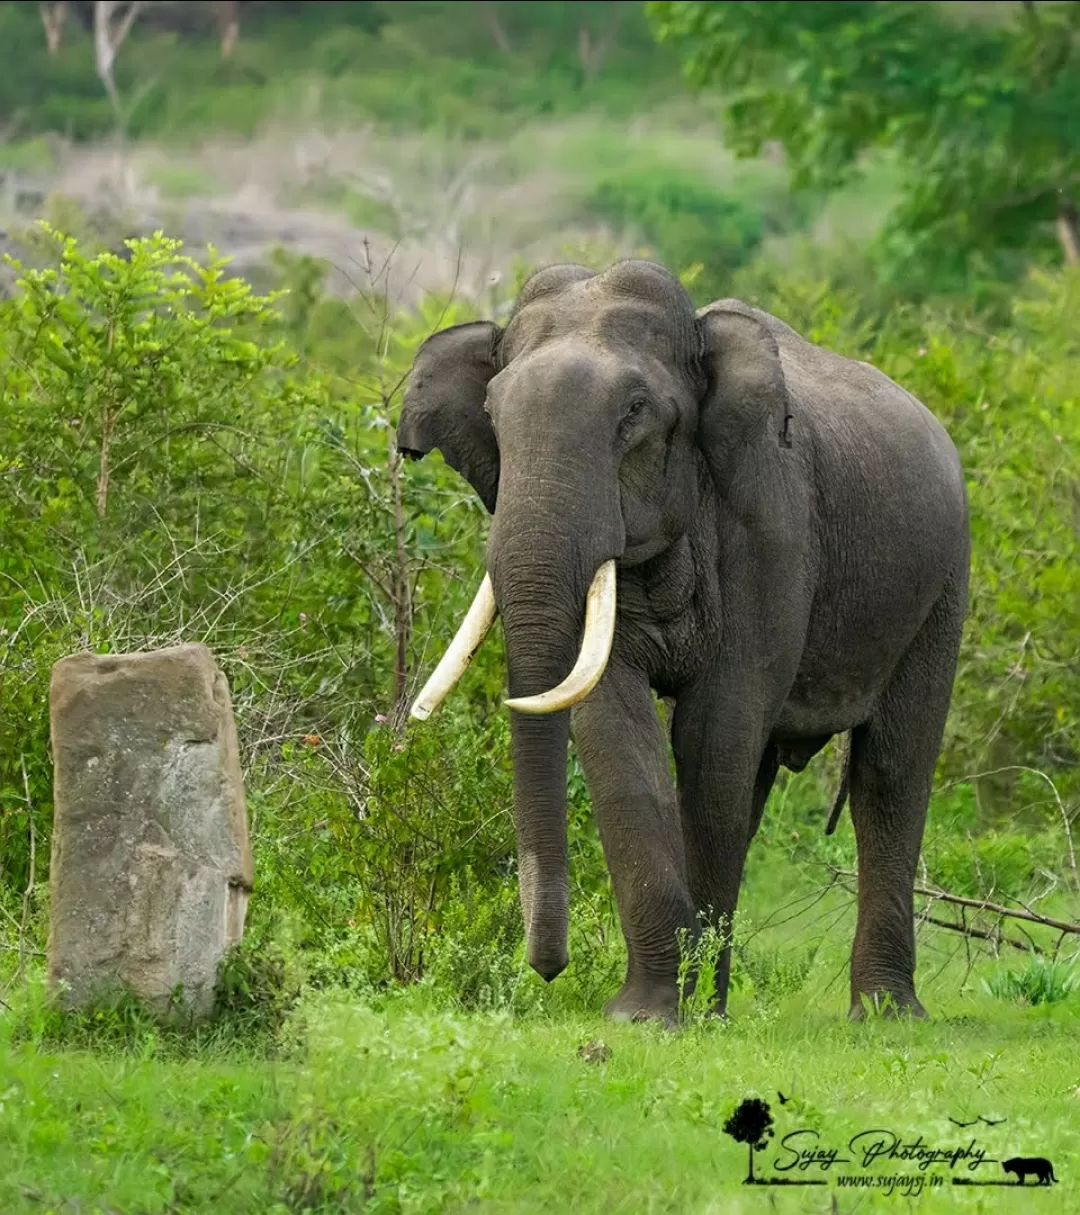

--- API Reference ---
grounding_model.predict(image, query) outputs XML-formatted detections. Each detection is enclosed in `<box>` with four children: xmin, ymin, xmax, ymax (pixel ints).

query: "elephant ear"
<box><xmin>396</xmin><ymin>321</ymin><xmax>501</xmax><ymax>513</ymax></box>
<box><xmin>695</xmin><ymin>300</ymin><xmax>795</xmax><ymax>494</ymax></box>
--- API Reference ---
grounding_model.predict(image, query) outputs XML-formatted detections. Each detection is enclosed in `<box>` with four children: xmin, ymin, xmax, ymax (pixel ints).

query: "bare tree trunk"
<box><xmin>479</xmin><ymin>1</ymin><xmax>511</xmax><ymax>53</ymax></box>
<box><xmin>40</xmin><ymin>1</ymin><xmax>69</xmax><ymax>55</ymax></box>
<box><xmin>1057</xmin><ymin>196</ymin><xmax>1080</xmax><ymax>266</ymax></box>
<box><xmin>388</xmin><ymin>432</ymin><xmax>412</xmax><ymax>726</ymax></box>
<box><xmin>97</xmin><ymin>410</ymin><xmax>114</xmax><ymax>520</ymax></box>
<box><xmin>578</xmin><ymin>25</ymin><xmax>594</xmax><ymax>78</ymax></box>
<box><xmin>215</xmin><ymin>0</ymin><xmax>240</xmax><ymax>59</ymax></box>
<box><xmin>93</xmin><ymin>0</ymin><xmax>143</xmax><ymax>122</ymax></box>
<box><xmin>577</xmin><ymin>6</ymin><xmax>626</xmax><ymax>84</ymax></box>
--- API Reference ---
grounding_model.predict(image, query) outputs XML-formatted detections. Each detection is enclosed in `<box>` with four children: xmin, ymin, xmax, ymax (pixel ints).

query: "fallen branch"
<box><xmin>915</xmin><ymin>885</ymin><xmax>1080</xmax><ymax>936</ymax></box>
<box><xmin>921</xmin><ymin>914</ymin><xmax>1043</xmax><ymax>955</ymax></box>
<box><xmin>831</xmin><ymin>868</ymin><xmax>1080</xmax><ymax>936</ymax></box>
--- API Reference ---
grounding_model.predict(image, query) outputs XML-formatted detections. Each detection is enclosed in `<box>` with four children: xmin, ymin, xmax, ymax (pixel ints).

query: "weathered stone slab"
<box><xmin>48</xmin><ymin>643</ymin><xmax>253</xmax><ymax>1017</ymax></box>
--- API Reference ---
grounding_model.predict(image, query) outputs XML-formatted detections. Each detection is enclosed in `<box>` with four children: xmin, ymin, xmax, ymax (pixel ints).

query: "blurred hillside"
<box><xmin>0</xmin><ymin>0</ymin><xmax>904</xmax><ymax>305</ymax></box>
<box><xmin>2</xmin><ymin>2</ymin><xmax>689</xmax><ymax>140</ymax></box>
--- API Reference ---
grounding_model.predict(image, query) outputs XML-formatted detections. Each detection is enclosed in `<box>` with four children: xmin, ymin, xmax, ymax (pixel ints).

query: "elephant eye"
<box><xmin>624</xmin><ymin>396</ymin><xmax>648</xmax><ymax>422</ymax></box>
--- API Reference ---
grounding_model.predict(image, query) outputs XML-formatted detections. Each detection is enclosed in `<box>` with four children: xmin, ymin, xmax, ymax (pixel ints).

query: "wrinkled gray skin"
<box><xmin>397</xmin><ymin>260</ymin><xmax>969</xmax><ymax>1024</ymax></box>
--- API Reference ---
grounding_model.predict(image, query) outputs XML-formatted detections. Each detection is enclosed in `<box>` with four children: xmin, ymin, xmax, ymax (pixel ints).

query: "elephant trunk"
<box><xmin>488</xmin><ymin>474</ymin><xmax>623</xmax><ymax>981</ymax></box>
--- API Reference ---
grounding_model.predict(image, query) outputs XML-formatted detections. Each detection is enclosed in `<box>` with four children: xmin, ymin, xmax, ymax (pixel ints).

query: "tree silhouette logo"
<box><xmin>723</xmin><ymin>1096</ymin><xmax>775</xmax><ymax>1184</ymax></box>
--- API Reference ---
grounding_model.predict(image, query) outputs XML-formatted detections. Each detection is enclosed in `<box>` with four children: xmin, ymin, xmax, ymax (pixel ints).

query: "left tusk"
<box><xmin>410</xmin><ymin>575</ymin><xmax>497</xmax><ymax>721</ymax></box>
<box><xmin>504</xmin><ymin>560</ymin><xmax>617</xmax><ymax>715</ymax></box>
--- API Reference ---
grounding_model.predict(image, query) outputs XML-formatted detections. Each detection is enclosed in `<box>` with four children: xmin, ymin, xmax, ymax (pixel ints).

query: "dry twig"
<box><xmin>832</xmin><ymin>867</ymin><xmax>1080</xmax><ymax>937</ymax></box>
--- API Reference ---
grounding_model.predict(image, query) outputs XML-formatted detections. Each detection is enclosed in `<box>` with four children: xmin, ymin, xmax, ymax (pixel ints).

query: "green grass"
<box><xmin>143</xmin><ymin>163</ymin><xmax>219</xmax><ymax>200</ymax></box>
<box><xmin>4</xmin><ymin>783</ymin><xmax>1078</xmax><ymax>1215</ymax></box>
<box><xmin>3</xmin><ymin>974</ymin><xmax>1078</xmax><ymax>1213</ymax></box>
<box><xmin>4</xmin><ymin>768</ymin><xmax>1077</xmax><ymax>1212</ymax></box>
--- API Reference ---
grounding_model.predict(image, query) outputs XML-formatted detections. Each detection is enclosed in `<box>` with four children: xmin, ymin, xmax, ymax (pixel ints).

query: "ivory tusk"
<box><xmin>409</xmin><ymin>575</ymin><xmax>497</xmax><ymax>721</ymax></box>
<box><xmin>504</xmin><ymin>560</ymin><xmax>617</xmax><ymax>715</ymax></box>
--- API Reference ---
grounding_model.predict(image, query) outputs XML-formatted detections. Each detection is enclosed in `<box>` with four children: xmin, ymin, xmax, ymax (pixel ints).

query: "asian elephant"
<box><xmin>395</xmin><ymin>259</ymin><xmax>969</xmax><ymax>1024</ymax></box>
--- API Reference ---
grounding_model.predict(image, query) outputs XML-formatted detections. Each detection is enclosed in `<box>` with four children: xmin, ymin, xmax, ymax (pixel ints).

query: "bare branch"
<box><xmin>1057</xmin><ymin>196</ymin><xmax>1080</xmax><ymax>267</ymax></box>
<box><xmin>577</xmin><ymin>5</ymin><xmax>626</xmax><ymax>83</ymax></box>
<box><xmin>40</xmin><ymin>1</ymin><xmax>69</xmax><ymax>55</ymax></box>
<box><xmin>215</xmin><ymin>0</ymin><xmax>241</xmax><ymax>59</ymax></box>
<box><xmin>922</xmin><ymin>914</ymin><xmax>1045</xmax><ymax>955</ymax></box>
<box><xmin>93</xmin><ymin>1</ymin><xmax>144</xmax><ymax>122</ymax></box>
<box><xmin>832</xmin><ymin>868</ymin><xmax>1080</xmax><ymax>936</ymax></box>
<box><xmin>477</xmin><ymin>1</ymin><xmax>511</xmax><ymax>53</ymax></box>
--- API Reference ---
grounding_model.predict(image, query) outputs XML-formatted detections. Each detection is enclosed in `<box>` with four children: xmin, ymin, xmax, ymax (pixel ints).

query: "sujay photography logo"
<box><xmin>723</xmin><ymin>1095</ymin><xmax>1061</xmax><ymax>1195</ymax></box>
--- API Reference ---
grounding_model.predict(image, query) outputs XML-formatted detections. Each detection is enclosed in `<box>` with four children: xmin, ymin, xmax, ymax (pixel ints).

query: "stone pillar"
<box><xmin>48</xmin><ymin>643</ymin><xmax>254</xmax><ymax>1017</ymax></box>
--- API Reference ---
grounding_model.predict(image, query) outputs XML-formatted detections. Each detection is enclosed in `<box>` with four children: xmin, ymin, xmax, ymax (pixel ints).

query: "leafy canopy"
<box><xmin>647</xmin><ymin>1</ymin><xmax>1080</xmax><ymax>283</ymax></box>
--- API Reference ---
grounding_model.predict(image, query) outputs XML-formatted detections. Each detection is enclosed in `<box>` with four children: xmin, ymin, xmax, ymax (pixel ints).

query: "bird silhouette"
<box><xmin>979</xmin><ymin>1116</ymin><xmax>1007</xmax><ymax>1127</ymax></box>
<box><xmin>949</xmin><ymin>1117</ymin><xmax>980</xmax><ymax>1128</ymax></box>
<box><xmin>777</xmin><ymin>1091</ymin><xmax>791</xmax><ymax>1105</ymax></box>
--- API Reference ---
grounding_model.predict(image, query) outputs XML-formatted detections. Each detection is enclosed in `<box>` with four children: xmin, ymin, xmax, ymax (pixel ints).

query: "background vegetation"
<box><xmin>0</xmin><ymin>3</ymin><xmax>1077</xmax><ymax>1210</ymax></box>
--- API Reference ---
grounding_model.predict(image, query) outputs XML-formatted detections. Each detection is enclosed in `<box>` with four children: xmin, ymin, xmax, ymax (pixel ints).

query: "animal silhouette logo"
<box><xmin>1001</xmin><ymin>1156</ymin><xmax>1058</xmax><ymax>1186</ymax></box>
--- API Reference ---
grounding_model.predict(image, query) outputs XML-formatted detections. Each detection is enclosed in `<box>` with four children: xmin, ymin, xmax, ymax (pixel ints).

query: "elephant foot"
<box><xmin>849</xmin><ymin>987</ymin><xmax>928</xmax><ymax>1021</ymax></box>
<box><xmin>604</xmin><ymin>980</ymin><xmax>680</xmax><ymax>1029</ymax></box>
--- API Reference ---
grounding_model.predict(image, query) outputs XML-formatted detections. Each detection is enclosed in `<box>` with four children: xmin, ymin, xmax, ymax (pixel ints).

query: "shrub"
<box><xmin>984</xmin><ymin>957</ymin><xmax>1078</xmax><ymax>1007</ymax></box>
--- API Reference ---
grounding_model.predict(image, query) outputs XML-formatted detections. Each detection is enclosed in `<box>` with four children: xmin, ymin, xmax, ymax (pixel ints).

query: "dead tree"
<box><xmin>1058</xmin><ymin>196</ymin><xmax>1080</xmax><ymax>267</ymax></box>
<box><xmin>477</xmin><ymin>2</ymin><xmax>511</xmax><ymax>54</ymax></box>
<box><xmin>577</xmin><ymin>5</ymin><xmax>626</xmax><ymax>84</ymax></box>
<box><xmin>93</xmin><ymin>0</ymin><xmax>144</xmax><ymax>121</ymax></box>
<box><xmin>215</xmin><ymin>0</ymin><xmax>242</xmax><ymax>59</ymax></box>
<box><xmin>40</xmin><ymin>1</ymin><xmax>69</xmax><ymax>55</ymax></box>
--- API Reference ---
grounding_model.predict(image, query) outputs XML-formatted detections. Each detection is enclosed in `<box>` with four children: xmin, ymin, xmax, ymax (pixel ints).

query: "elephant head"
<box><xmin>396</xmin><ymin>259</ymin><xmax>792</xmax><ymax>981</ymax></box>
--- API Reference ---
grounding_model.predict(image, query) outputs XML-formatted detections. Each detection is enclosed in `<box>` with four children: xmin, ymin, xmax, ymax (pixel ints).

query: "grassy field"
<box><xmin>3</xmin><ymin>969</ymin><xmax>1077</xmax><ymax>1212</ymax></box>
<box><xmin>4</xmin><ymin>789</ymin><xmax>1078</xmax><ymax>1215</ymax></box>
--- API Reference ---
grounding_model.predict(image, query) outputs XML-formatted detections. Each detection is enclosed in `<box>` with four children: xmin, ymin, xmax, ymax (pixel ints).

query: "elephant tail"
<box><xmin>824</xmin><ymin>733</ymin><xmax>852</xmax><ymax>836</ymax></box>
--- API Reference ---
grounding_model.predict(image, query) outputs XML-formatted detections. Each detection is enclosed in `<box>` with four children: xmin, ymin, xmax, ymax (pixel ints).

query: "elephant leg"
<box><xmin>670</xmin><ymin>679</ymin><xmax>768</xmax><ymax>1017</ymax></box>
<box><xmin>847</xmin><ymin>579</ymin><xmax>966</xmax><ymax>1019</ymax></box>
<box><xmin>572</xmin><ymin>662</ymin><xmax>694</xmax><ymax>1025</ymax></box>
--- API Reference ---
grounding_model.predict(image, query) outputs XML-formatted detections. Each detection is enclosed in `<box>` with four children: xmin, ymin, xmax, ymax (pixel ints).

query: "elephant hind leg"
<box><xmin>846</xmin><ymin>575</ymin><xmax>966</xmax><ymax>1020</ymax></box>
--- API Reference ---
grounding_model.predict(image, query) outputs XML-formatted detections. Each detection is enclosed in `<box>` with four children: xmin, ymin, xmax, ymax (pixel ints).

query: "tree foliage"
<box><xmin>0</xmin><ymin>229</ymin><xmax>613</xmax><ymax>993</ymax></box>
<box><xmin>648</xmin><ymin>1</ymin><xmax>1080</xmax><ymax>286</ymax></box>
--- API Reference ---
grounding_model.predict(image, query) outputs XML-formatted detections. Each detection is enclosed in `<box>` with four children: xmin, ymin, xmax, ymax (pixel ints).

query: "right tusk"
<box><xmin>504</xmin><ymin>560</ymin><xmax>616</xmax><ymax>715</ymax></box>
<box><xmin>409</xmin><ymin>574</ymin><xmax>497</xmax><ymax>721</ymax></box>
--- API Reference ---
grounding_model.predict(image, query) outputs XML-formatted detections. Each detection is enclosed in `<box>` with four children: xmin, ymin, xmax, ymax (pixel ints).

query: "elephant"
<box><xmin>395</xmin><ymin>259</ymin><xmax>969</xmax><ymax>1024</ymax></box>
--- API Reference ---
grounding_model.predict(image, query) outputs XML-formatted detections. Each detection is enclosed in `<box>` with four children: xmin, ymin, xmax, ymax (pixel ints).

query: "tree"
<box><xmin>648</xmin><ymin>1</ymin><xmax>1080</xmax><ymax>282</ymax></box>
<box><xmin>93</xmin><ymin>0</ymin><xmax>143</xmax><ymax>121</ymax></box>
<box><xmin>723</xmin><ymin>1096</ymin><xmax>775</xmax><ymax>1184</ymax></box>
<box><xmin>39</xmin><ymin>1</ymin><xmax>69</xmax><ymax>55</ymax></box>
<box><xmin>476</xmin><ymin>1</ymin><xmax>512</xmax><ymax>54</ymax></box>
<box><xmin>214</xmin><ymin>0</ymin><xmax>243</xmax><ymax>58</ymax></box>
<box><xmin>576</xmin><ymin>3</ymin><xmax>627</xmax><ymax>83</ymax></box>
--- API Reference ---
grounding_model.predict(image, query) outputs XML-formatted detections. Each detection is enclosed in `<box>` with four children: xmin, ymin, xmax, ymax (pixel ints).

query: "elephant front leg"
<box><xmin>671</xmin><ymin>682</ymin><xmax>772</xmax><ymax>1017</ymax></box>
<box><xmin>572</xmin><ymin>662</ymin><xmax>695</xmax><ymax>1025</ymax></box>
